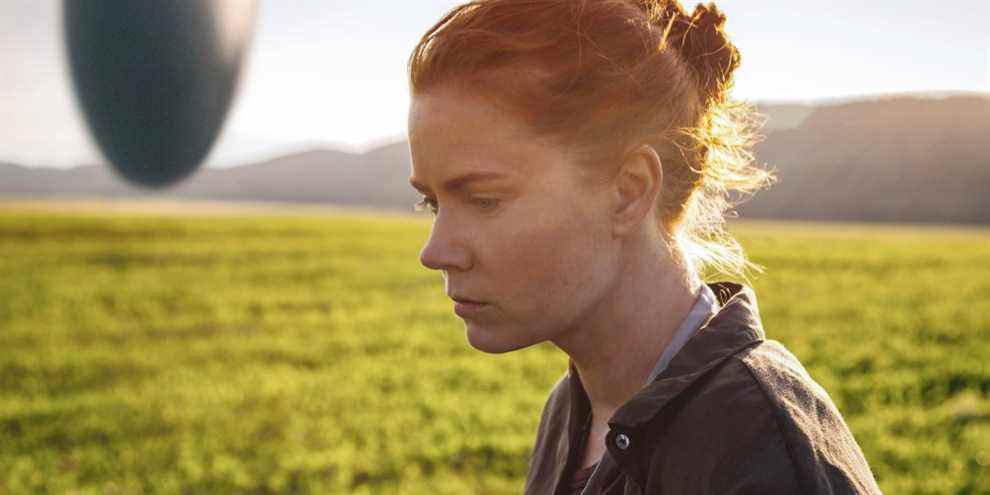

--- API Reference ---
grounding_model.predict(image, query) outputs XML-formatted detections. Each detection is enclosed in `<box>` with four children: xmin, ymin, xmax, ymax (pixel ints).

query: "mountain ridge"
<box><xmin>3</xmin><ymin>93</ymin><xmax>988</xmax><ymax>224</ymax></box>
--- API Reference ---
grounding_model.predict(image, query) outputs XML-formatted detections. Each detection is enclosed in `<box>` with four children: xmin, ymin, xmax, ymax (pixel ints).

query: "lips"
<box><xmin>450</xmin><ymin>295</ymin><xmax>485</xmax><ymax>304</ymax></box>
<box><xmin>452</xmin><ymin>297</ymin><xmax>489</xmax><ymax>319</ymax></box>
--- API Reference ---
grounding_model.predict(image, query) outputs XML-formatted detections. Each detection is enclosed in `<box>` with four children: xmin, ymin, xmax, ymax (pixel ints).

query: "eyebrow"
<box><xmin>409</xmin><ymin>171</ymin><xmax>510</xmax><ymax>194</ymax></box>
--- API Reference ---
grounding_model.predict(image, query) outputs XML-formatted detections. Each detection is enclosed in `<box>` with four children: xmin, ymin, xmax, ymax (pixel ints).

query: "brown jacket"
<box><xmin>524</xmin><ymin>282</ymin><xmax>882</xmax><ymax>494</ymax></box>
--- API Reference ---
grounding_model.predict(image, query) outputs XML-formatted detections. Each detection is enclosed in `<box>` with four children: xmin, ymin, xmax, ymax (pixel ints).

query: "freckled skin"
<box><xmin>408</xmin><ymin>86</ymin><xmax>622</xmax><ymax>353</ymax></box>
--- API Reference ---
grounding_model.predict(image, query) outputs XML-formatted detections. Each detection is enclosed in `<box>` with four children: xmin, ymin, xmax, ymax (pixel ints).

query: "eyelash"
<box><xmin>414</xmin><ymin>196</ymin><xmax>438</xmax><ymax>215</ymax></box>
<box><xmin>474</xmin><ymin>198</ymin><xmax>499</xmax><ymax>211</ymax></box>
<box><xmin>413</xmin><ymin>196</ymin><xmax>499</xmax><ymax>215</ymax></box>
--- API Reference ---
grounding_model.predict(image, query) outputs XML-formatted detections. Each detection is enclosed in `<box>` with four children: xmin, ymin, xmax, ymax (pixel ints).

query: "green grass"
<box><xmin>0</xmin><ymin>208</ymin><xmax>988</xmax><ymax>494</ymax></box>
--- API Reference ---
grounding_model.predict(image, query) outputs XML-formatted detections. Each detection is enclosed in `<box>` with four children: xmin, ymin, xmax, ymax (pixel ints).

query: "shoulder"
<box><xmin>733</xmin><ymin>339</ymin><xmax>831</xmax><ymax>406</ymax></box>
<box><xmin>730</xmin><ymin>339</ymin><xmax>882</xmax><ymax>493</ymax></box>
<box><xmin>728</xmin><ymin>339</ymin><xmax>856</xmax><ymax>457</ymax></box>
<box><xmin>533</xmin><ymin>372</ymin><xmax>571</xmax><ymax>440</ymax></box>
<box><xmin>524</xmin><ymin>373</ymin><xmax>571</xmax><ymax>492</ymax></box>
<box><xmin>700</xmin><ymin>339</ymin><xmax>850</xmax><ymax>435</ymax></box>
<box><xmin>648</xmin><ymin>342</ymin><xmax>801</xmax><ymax>492</ymax></box>
<box><xmin>657</xmin><ymin>339</ymin><xmax>882</xmax><ymax>494</ymax></box>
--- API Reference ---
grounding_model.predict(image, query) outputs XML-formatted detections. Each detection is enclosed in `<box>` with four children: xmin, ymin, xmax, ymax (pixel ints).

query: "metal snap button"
<box><xmin>615</xmin><ymin>433</ymin><xmax>631</xmax><ymax>450</ymax></box>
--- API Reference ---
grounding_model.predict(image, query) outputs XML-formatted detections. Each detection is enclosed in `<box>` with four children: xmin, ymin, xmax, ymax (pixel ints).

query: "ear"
<box><xmin>611</xmin><ymin>144</ymin><xmax>663</xmax><ymax>237</ymax></box>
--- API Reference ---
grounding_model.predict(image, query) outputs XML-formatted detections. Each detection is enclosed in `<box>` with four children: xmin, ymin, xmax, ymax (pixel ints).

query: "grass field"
<box><xmin>1</xmin><ymin>203</ymin><xmax>988</xmax><ymax>494</ymax></box>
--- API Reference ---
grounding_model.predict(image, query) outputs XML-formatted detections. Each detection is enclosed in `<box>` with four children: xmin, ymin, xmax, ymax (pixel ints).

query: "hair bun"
<box><xmin>655</xmin><ymin>1</ymin><xmax>740</xmax><ymax>105</ymax></box>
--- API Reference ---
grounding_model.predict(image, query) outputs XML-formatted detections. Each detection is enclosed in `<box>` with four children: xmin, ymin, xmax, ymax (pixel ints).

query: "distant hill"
<box><xmin>0</xmin><ymin>142</ymin><xmax>422</xmax><ymax>212</ymax></box>
<box><xmin>2</xmin><ymin>93</ymin><xmax>989</xmax><ymax>224</ymax></box>
<box><xmin>740</xmin><ymin>94</ymin><xmax>990</xmax><ymax>224</ymax></box>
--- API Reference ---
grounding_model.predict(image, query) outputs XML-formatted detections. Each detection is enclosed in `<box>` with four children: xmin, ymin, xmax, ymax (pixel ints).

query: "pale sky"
<box><xmin>2</xmin><ymin>1</ymin><xmax>989</xmax><ymax>169</ymax></box>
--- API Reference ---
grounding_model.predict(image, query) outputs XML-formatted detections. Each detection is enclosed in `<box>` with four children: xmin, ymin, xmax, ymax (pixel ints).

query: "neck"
<box><xmin>552</xmin><ymin>239</ymin><xmax>699</xmax><ymax>422</ymax></box>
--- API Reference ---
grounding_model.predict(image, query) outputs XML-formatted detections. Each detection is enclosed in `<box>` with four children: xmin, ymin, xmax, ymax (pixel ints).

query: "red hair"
<box><xmin>409</xmin><ymin>0</ymin><xmax>775</xmax><ymax>280</ymax></box>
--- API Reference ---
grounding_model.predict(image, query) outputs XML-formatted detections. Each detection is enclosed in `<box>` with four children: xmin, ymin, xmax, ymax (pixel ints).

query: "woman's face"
<box><xmin>408</xmin><ymin>86</ymin><xmax>622</xmax><ymax>353</ymax></box>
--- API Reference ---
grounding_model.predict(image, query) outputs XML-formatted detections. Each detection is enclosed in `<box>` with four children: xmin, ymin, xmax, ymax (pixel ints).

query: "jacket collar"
<box><xmin>545</xmin><ymin>282</ymin><xmax>764</xmax><ymax>494</ymax></box>
<box><xmin>564</xmin><ymin>282</ymin><xmax>765</xmax><ymax>432</ymax></box>
<box><xmin>606</xmin><ymin>281</ymin><xmax>765</xmax><ymax>430</ymax></box>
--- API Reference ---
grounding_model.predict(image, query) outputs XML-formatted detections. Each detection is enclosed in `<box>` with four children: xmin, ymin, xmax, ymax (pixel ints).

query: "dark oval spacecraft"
<box><xmin>64</xmin><ymin>1</ymin><xmax>257</xmax><ymax>188</ymax></box>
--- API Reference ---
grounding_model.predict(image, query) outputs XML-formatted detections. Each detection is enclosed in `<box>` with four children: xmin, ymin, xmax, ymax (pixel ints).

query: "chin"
<box><xmin>464</xmin><ymin>321</ymin><xmax>530</xmax><ymax>354</ymax></box>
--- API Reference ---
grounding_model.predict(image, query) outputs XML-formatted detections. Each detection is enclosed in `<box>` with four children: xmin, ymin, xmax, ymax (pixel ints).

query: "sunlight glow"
<box><xmin>215</xmin><ymin>0</ymin><xmax>259</xmax><ymax>65</ymax></box>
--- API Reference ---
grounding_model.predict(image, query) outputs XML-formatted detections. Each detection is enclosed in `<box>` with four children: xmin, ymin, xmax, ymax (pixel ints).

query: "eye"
<box><xmin>474</xmin><ymin>198</ymin><xmax>499</xmax><ymax>212</ymax></box>
<box><xmin>414</xmin><ymin>196</ymin><xmax>438</xmax><ymax>215</ymax></box>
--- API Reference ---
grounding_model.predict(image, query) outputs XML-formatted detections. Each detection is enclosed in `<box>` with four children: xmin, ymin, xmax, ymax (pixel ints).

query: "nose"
<box><xmin>419</xmin><ymin>213</ymin><xmax>472</xmax><ymax>272</ymax></box>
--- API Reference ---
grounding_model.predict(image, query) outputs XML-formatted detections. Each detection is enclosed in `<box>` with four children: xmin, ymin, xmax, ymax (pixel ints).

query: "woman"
<box><xmin>407</xmin><ymin>1</ymin><xmax>881</xmax><ymax>493</ymax></box>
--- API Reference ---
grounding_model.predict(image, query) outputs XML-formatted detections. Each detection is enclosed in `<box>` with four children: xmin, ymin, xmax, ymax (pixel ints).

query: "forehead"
<box><xmin>408</xmin><ymin>87</ymin><xmax>565</xmax><ymax>182</ymax></box>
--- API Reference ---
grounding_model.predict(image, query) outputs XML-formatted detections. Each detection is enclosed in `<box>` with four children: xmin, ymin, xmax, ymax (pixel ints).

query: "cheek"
<box><xmin>488</xmin><ymin>200</ymin><xmax>610</xmax><ymax>310</ymax></box>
